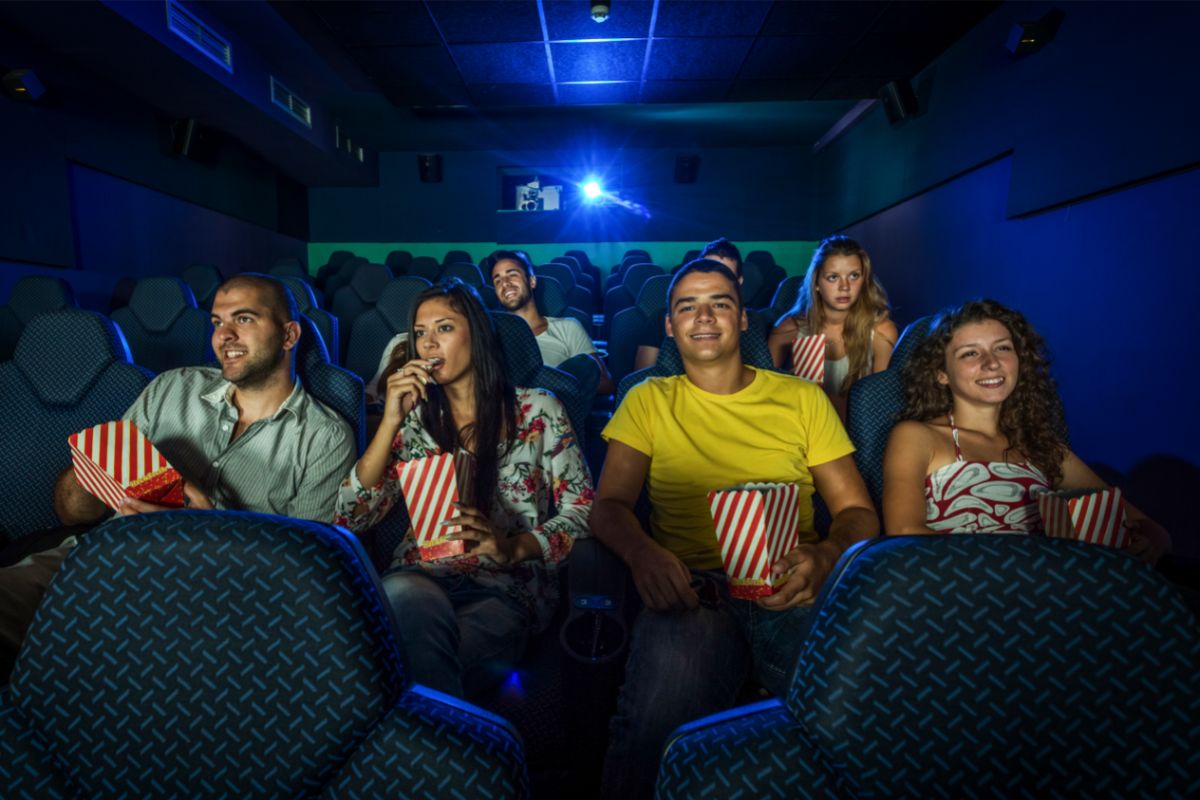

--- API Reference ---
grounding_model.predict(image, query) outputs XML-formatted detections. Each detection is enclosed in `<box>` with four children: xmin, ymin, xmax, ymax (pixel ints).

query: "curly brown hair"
<box><xmin>901</xmin><ymin>299</ymin><xmax>1068</xmax><ymax>486</ymax></box>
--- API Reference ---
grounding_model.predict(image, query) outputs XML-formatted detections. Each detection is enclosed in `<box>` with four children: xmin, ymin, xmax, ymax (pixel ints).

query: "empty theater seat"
<box><xmin>280</xmin><ymin>275</ymin><xmax>338</xmax><ymax>364</ymax></box>
<box><xmin>0</xmin><ymin>511</ymin><xmax>529</xmax><ymax>798</ymax></box>
<box><xmin>331</xmin><ymin>263</ymin><xmax>394</xmax><ymax>362</ymax></box>
<box><xmin>657</xmin><ymin>534</ymin><xmax>1200</xmax><ymax>799</ymax></box>
<box><xmin>0</xmin><ymin>310</ymin><xmax>151</xmax><ymax>545</ymax></box>
<box><xmin>294</xmin><ymin>313</ymin><xmax>365</xmax><ymax>456</ymax></box>
<box><xmin>343</xmin><ymin>276</ymin><xmax>432</xmax><ymax>383</ymax></box>
<box><xmin>111</xmin><ymin>277</ymin><xmax>212</xmax><ymax>373</ymax></box>
<box><xmin>0</xmin><ymin>276</ymin><xmax>77</xmax><ymax>361</ymax></box>
<box><xmin>180</xmin><ymin>263</ymin><xmax>223</xmax><ymax>311</ymax></box>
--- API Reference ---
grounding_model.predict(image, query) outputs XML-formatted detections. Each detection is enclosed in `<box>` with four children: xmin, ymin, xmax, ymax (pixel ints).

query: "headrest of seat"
<box><xmin>280</xmin><ymin>276</ymin><xmax>317</xmax><ymax>311</ymax></box>
<box><xmin>491</xmin><ymin>311</ymin><xmax>540</xmax><ymax>383</ymax></box>
<box><xmin>128</xmin><ymin>277</ymin><xmax>196</xmax><ymax>332</ymax></box>
<box><xmin>13</xmin><ymin>512</ymin><xmax>407</xmax><ymax>796</ymax></box>
<box><xmin>635</xmin><ymin>275</ymin><xmax>670</xmax><ymax>316</ymax></box>
<box><xmin>295</xmin><ymin>312</ymin><xmax>330</xmax><ymax>369</ymax></box>
<box><xmin>375</xmin><ymin>276</ymin><xmax>431</xmax><ymax>326</ymax></box>
<box><xmin>890</xmin><ymin>315</ymin><xmax>935</xmax><ymax>371</ymax></box>
<box><xmin>785</xmin><ymin>535</ymin><xmax>1200</xmax><ymax>795</ymax></box>
<box><xmin>349</xmin><ymin>264</ymin><xmax>393</xmax><ymax>301</ymax></box>
<box><xmin>10</xmin><ymin>276</ymin><xmax>76</xmax><ymax>324</ymax></box>
<box><xmin>534</xmin><ymin>275</ymin><xmax>567</xmax><ymax>316</ymax></box>
<box><xmin>14</xmin><ymin>310</ymin><xmax>132</xmax><ymax>406</ymax></box>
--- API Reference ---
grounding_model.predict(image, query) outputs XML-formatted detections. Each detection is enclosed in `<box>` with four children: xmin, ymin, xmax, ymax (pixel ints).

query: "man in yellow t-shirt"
<box><xmin>591</xmin><ymin>258</ymin><xmax>879</xmax><ymax>800</ymax></box>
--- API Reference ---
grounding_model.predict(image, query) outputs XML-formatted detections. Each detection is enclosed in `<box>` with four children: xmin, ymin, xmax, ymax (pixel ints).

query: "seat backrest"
<box><xmin>443</xmin><ymin>249</ymin><xmax>473</xmax><ymax>266</ymax></box>
<box><xmin>608</xmin><ymin>307</ymin><xmax>648</xmax><ymax>388</ymax></box>
<box><xmin>181</xmin><ymin>264</ymin><xmax>223</xmax><ymax>311</ymax></box>
<box><xmin>0</xmin><ymin>276</ymin><xmax>78</xmax><ymax>360</ymax></box>
<box><xmin>788</xmin><ymin>535</ymin><xmax>1200</xmax><ymax>798</ymax></box>
<box><xmin>634</xmin><ymin>274</ymin><xmax>670</xmax><ymax>317</ymax></box>
<box><xmin>385</xmin><ymin>250</ymin><xmax>412</xmax><ymax>272</ymax></box>
<box><xmin>533</xmin><ymin>275</ymin><xmax>568</xmax><ymax>317</ymax></box>
<box><xmin>622</xmin><ymin>263</ymin><xmax>664</xmax><ymax>298</ymax></box>
<box><xmin>681</xmin><ymin>248</ymin><xmax>700</xmax><ymax>265</ymax></box>
<box><xmin>408</xmin><ymin>255</ymin><xmax>441</xmax><ymax>282</ymax></box>
<box><xmin>535</xmin><ymin>263</ymin><xmax>576</xmax><ymax>295</ymax></box>
<box><xmin>564</xmin><ymin>249</ymin><xmax>593</xmax><ymax>269</ymax></box>
<box><xmin>331</xmin><ymin>264</ymin><xmax>394</xmax><ymax>358</ymax></box>
<box><xmin>490</xmin><ymin>311</ymin><xmax>587</xmax><ymax>437</ymax></box>
<box><xmin>269</xmin><ymin>256</ymin><xmax>310</xmax><ymax>282</ymax></box>
<box><xmin>111</xmin><ymin>277</ymin><xmax>212</xmax><ymax>373</ymax></box>
<box><xmin>738</xmin><ymin>259</ymin><xmax>764</xmax><ymax>309</ymax></box>
<box><xmin>278</xmin><ymin>276</ymin><xmax>338</xmax><ymax>363</ymax></box>
<box><xmin>5</xmin><ymin>511</ymin><xmax>526</xmax><ymax>797</ymax></box>
<box><xmin>344</xmin><ymin>276</ymin><xmax>432</xmax><ymax>382</ymax></box>
<box><xmin>622</xmin><ymin>248</ymin><xmax>650</xmax><ymax>263</ymax></box>
<box><xmin>889</xmin><ymin>313</ymin><xmax>934</xmax><ymax>371</ymax></box>
<box><xmin>295</xmin><ymin>313</ymin><xmax>365</xmax><ymax>455</ymax></box>
<box><xmin>550</xmin><ymin>255</ymin><xmax>581</xmax><ymax>275</ymax></box>
<box><xmin>442</xmin><ymin>261</ymin><xmax>485</xmax><ymax>288</ymax></box>
<box><xmin>0</xmin><ymin>310</ymin><xmax>151</xmax><ymax>543</ymax></box>
<box><xmin>315</xmin><ymin>250</ymin><xmax>354</xmax><ymax>290</ymax></box>
<box><xmin>745</xmin><ymin>249</ymin><xmax>776</xmax><ymax>269</ymax></box>
<box><xmin>766</xmin><ymin>274</ymin><xmax>803</xmax><ymax>324</ymax></box>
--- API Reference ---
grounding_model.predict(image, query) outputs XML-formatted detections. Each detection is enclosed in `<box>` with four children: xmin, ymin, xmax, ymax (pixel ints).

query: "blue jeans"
<box><xmin>381</xmin><ymin>568</ymin><xmax>529</xmax><ymax>699</ymax></box>
<box><xmin>601</xmin><ymin>569</ymin><xmax>812</xmax><ymax>800</ymax></box>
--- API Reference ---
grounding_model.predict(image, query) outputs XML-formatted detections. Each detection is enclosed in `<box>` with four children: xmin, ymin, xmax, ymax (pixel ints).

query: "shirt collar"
<box><xmin>200</xmin><ymin>376</ymin><xmax>305</xmax><ymax>420</ymax></box>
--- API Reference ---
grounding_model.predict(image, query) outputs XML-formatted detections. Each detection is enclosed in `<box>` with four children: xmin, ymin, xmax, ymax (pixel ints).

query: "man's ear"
<box><xmin>664</xmin><ymin>312</ymin><xmax>674</xmax><ymax>339</ymax></box>
<box><xmin>529</xmin><ymin>273</ymin><xmax>537</xmax><ymax>289</ymax></box>
<box><xmin>739</xmin><ymin>307</ymin><xmax>748</xmax><ymax>332</ymax></box>
<box><xmin>282</xmin><ymin>320</ymin><xmax>301</xmax><ymax>352</ymax></box>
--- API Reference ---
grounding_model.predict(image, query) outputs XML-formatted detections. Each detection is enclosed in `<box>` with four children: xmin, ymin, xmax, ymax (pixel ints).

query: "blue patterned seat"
<box><xmin>491</xmin><ymin>311</ymin><xmax>587</xmax><ymax>439</ymax></box>
<box><xmin>443</xmin><ymin>249</ymin><xmax>473</xmax><ymax>267</ymax></box>
<box><xmin>532</xmin><ymin>275</ymin><xmax>591</xmax><ymax>335</ymax></box>
<box><xmin>0</xmin><ymin>311</ymin><xmax>151</xmax><ymax>545</ymax></box>
<box><xmin>330</xmin><ymin>263</ymin><xmax>394</xmax><ymax>362</ymax></box>
<box><xmin>0</xmin><ymin>511</ymin><xmax>529</xmax><ymax>798</ymax></box>
<box><xmin>315</xmin><ymin>249</ymin><xmax>355</xmax><ymax>290</ymax></box>
<box><xmin>111</xmin><ymin>277</ymin><xmax>212</xmax><ymax>373</ymax></box>
<box><xmin>343</xmin><ymin>276</ymin><xmax>432</xmax><ymax>383</ymax></box>
<box><xmin>180</xmin><ymin>263</ymin><xmax>223</xmax><ymax>311</ymax></box>
<box><xmin>268</xmin><ymin>256</ymin><xmax>310</xmax><ymax>282</ymax></box>
<box><xmin>408</xmin><ymin>255</ymin><xmax>442</xmax><ymax>282</ymax></box>
<box><xmin>0</xmin><ymin>276</ymin><xmax>78</xmax><ymax>361</ymax></box>
<box><xmin>280</xmin><ymin>275</ymin><xmax>338</xmax><ymax>363</ymax></box>
<box><xmin>295</xmin><ymin>313</ymin><xmax>365</xmax><ymax>456</ymax></box>
<box><xmin>658</xmin><ymin>534</ymin><xmax>1200</xmax><ymax>799</ymax></box>
<box><xmin>765</xmin><ymin>274</ymin><xmax>803</xmax><ymax>325</ymax></box>
<box><xmin>385</xmin><ymin>250</ymin><xmax>412</xmax><ymax>273</ymax></box>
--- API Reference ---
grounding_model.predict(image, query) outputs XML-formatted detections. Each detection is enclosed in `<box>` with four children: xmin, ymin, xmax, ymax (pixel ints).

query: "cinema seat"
<box><xmin>180</xmin><ymin>263</ymin><xmax>223</xmax><ymax>311</ymax></box>
<box><xmin>111</xmin><ymin>277</ymin><xmax>212</xmax><ymax>373</ymax></box>
<box><xmin>0</xmin><ymin>511</ymin><xmax>529</xmax><ymax>798</ymax></box>
<box><xmin>343</xmin><ymin>276</ymin><xmax>431</xmax><ymax>384</ymax></box>
<box><xmin>408</xmin><ymin>255</ymin><xmax>441</xmax><ymax>282</ymax></box>
<box><xmin>0</xmin><ymin>276</ymin><xmax>77</xmax><ymax>361</ymax></box>
<box><xmin>0</xmin><ymin>310</ymin><xmax>151</xmax><ymax>546</ymax></box>
<box><xmin>491</xmin><ymin>311</ymin><xmax>587</xmax><ymax>439</ymax></box>
<box><xmin>765</xmin><ymin>274</ymin><xmax>803</xmax><ymax>324</ymax></box>
<box><xmin>279</xmin><ymin>275</ymin><xmax>337</xmax><ymax>362</ymax></box>
<box><xmin>331</xmin><ymin>263</ymin><xmax>394</xmax><ymax>362</ymax></box>
<box><xmin>294</xmin><ymin>313</ymin><xmax>365</xmax><ymax>456</ymax></box>
<box><xmin>533</xmin><ymin>275</ymin><xmax>591</xmax><ymax>335</ymax></box>
<box><xmin>657</xmin><ymin>534</ymin><xmax>1200</xmax><ymax>799</ymax></box>
<box><xmin>268</xmin><ymin>256</ymin><xmax>310</xmax><ymax>282</ymax></box>
<box><xmin>385</xmin><ymin>250</ymin><xmax>412</xmax><ymax>273</ymax></box>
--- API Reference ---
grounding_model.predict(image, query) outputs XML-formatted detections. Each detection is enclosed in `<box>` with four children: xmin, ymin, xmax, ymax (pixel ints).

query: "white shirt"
<box><xmin>536</xmin><ymin>317</ymin><xmax>596</xmax><ymax>367</ymax></box>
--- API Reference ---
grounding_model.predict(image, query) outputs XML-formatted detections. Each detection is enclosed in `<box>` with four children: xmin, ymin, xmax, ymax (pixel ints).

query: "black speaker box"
<box><xmin>879</xmin><ymin>79</ymin><xmax>919</xmax><ymax>125</ymax></box>
<box><xmin>674</xmin><ymin>155</ymin><xmax>700</xmax><ymax>184</ymax></box>
<box><xmin>417</xmin><ymin>153</ymin><xmax>443</xmax><ymax>183</ymax></box>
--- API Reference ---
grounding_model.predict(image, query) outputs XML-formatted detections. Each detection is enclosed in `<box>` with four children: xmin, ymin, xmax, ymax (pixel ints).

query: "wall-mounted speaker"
<box><xmin>417</xmin><ymin>153</ymin><xmax>442</xmax><ymax>183</ymax></box>
<box><xmin>674</xmin><ymin>155</ymin><xmax>700</xmax><ymax>184</ymax></box>
<box><xmin>1006</xmin><ymin>7</ymin><xmax>1064</xmax><ymax>58</ymax></box>
<box><xmin>878</xmin><ymin>79</ymin><xmax>919</xmax><ymax>125</ymax></box>
<box><xmin>169</xmin><ymin>118</ymin><xmax>221</xmax><ymax>161</ymax></box>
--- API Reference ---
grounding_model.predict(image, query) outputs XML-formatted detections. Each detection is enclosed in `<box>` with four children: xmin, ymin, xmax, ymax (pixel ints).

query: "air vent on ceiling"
<box><xmin>271</xmin><ymin>77</ymin><xmax>312</xmax><ymax>128</ymax></box>
<box><xmin>165</xmin><ymin>0</ymin><xmax>233</xmax><ymax>73</ymax></box>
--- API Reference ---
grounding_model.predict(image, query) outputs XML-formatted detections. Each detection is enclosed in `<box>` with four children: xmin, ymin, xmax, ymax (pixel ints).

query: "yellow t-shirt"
<box><xmin>602</xmin><ymin>367</ymin><xmax>855</xmax><ymax>569</ymax></box>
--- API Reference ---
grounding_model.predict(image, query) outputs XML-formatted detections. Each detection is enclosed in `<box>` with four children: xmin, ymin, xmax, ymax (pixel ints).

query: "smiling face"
<box><xmin>210</xmin><ymin>284</ymin><xmax>297</xmax><ymax>388</ymax></box>
<box><xmin>814</xmin><ymin>253</ymin><xmax>865</xmax><ymax>312</ymax></box>
<box><xmin>665</xmin><ymin>269</ymin><xmax>747</xmax><ymax>365</ymax></box>
<box><xmin>938</xmin><ymin>318</ymin><xmax>1019</xmax><ymax>406</ymax></box>
<box><xmin>412</xmin><ymin>296</ymin><xmax>473</xmax><ymax>386</ymax></box>
<box><xmin>490</xmin><ymin>258</ymin><xmax>535</xmax><ymax>311</ymax></box>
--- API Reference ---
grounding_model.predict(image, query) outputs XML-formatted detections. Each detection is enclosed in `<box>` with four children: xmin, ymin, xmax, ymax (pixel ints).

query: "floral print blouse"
<box><xmin>334</xmin><ymin>387</ymin><xmax>594</xmax><ymax>631</ymax></box>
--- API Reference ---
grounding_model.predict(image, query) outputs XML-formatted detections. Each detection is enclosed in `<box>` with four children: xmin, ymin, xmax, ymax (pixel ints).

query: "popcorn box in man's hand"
<box><xmin>707</xmin><ymin>483</ymin><xmax>801</xmax><ymax>599</ymax></box>
<box><xmin>399</xmin><ymin>450</ymin><xmax>476</xmax><ymax>561</ymax></box>
<box><xmin>68</xmin><ymin>421</ymin><xmax>184</xmax><ymax>511</ymax></box>
<box><xmin>1038</xmin><ymin>486</ymin><xmax>1129</xmax><ymax>548</ymax></box>
<box><xmin>791</xmin><ymin>334</ymin><xmax>826</xmax><ymax>384</ymax></box>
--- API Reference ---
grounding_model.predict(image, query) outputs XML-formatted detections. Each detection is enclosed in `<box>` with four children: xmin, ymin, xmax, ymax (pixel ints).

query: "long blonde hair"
<box><xmin>786</xmin><ymin>235</ymin><xmax>891</xmax><ymax>393</ymax></box>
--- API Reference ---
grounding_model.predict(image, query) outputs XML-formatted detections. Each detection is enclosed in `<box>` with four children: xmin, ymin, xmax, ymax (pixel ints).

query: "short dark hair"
<box><xmin>667</xmin><ymin>258</ymin><xmax>743</xmax><ymax>311</ymax></box>
<box><xmin>216</xmin><ymin>274</ymin><xmax>299</xmax><ymax>326</ymax></box>
<box><xmin>700</xmin><ymin>237</ymin><xmax>742</xmax><ymax>275</ymax></box>
<box><xmin>490</xmin><ymin>250</ymin><xmax>534</xmax><ymax>279</ymax></box>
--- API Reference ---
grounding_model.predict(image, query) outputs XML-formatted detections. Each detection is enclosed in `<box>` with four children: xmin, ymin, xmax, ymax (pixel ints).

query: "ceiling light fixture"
<box><xmin>590</xmin><ymin>2</ymin><xmax>610</xmax><ymax>23</ymax></box>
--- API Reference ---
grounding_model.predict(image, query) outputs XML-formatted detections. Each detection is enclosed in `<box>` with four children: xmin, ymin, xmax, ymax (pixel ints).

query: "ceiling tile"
<box><xmin>640</xmin><ymin>80</ymin><xmax>732</xmax><ymax>103</ymax></box>
<box><xmin>653</xmin><ymin>1</ymin><xmax>772</xmax><ymax>37</ymax></box>
<box><xmin>739</xmin><ymin>36</ymin><xmax>844</xmax><ymax>80</ymax></box>
<box><xmin>759</xmin><ymin>1</ymin><xmax>889</xmax><ymax>35</ymax></box>
<box><xmin>353</xmin><ymin>45</ymin><xmax>462</xmax><ymax>83</ymax></box>
<box><xmin>646</xmin><ymin>37</ymin><xmax>753</xmax><ymax>81</ymax></box>
<box><xmin>552</xmin><ymin>40</ymin><xmax>646</xmax><ymax>82</ymax></box>
<box><xmin>429</xmin><ymin>1</ymin><xmax>543</xmax><ymax>43</ymax></box>
<box><xmin>557</xmin><ymin>82</ymin><xmax>640</xmax><ymax>105</ymax></box>
<box><xmin>309</xmin><ymin>2</ymin><xmax>441</xmax><ymax>46</ymax></box>
<box><xmin>543</xmin><ymin>0</ymin><xmax>654</xmax><ymax>41</ymax></box>
<box><xmin>452</xmin><ymin>42</ymin><xmax>551</xmax><ymax>84</ymax></box>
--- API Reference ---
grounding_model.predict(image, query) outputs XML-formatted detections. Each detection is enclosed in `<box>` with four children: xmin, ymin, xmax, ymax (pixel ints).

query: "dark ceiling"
<box><xmin>292</xmin><ymin>0</ymin><xmax>1000</xmax><ymax>109</ymax></box>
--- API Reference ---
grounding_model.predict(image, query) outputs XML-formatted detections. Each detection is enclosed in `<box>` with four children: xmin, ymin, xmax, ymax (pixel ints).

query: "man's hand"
<box><xmin>117</xmin><ymin>482</ymin><xmax>211</xmax><ymax>516</ymax></box>
<box><xmin>627</xmin><ymin>536</ymin><xmax>699</xmax><ymax>612</ymax></box>
<box><xmin>183</xmin><ymin>482</ymin><xmax>213</xmax><ymax>510</ymax></box>
<box><xmin>757</xmin><ymin>540</ymin><xmax>841</xmax><ymax>611</ymax></box>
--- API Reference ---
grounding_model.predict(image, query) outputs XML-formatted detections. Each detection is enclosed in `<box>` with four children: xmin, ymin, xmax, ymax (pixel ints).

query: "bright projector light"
<box><xmin>582</xmin><ymin>181</ymin><xmax>602</xmax><ymax>200</ymax></box>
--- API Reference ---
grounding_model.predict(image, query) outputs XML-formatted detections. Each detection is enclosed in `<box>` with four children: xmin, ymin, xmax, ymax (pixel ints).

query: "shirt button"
<box><xmin>213</xmin><ymin>461</ymin><xmax>221</xmax><ymax>468</ymax></box>
<box><xmin>222</xmin><ymin>423</ymin><xmax>230</xmax><ymax>431</ymax></box>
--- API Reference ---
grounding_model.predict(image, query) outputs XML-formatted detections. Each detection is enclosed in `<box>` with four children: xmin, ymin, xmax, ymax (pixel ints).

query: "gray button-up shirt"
<box><xmin>122</xmin><ymin>367</ymin><xmax>355</xmax><ymax>521</ymax></box>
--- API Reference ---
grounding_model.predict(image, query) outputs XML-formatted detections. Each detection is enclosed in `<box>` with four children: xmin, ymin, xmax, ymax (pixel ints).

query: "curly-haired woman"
<box><xmin>768</xmin><ymin>235</ymin><xmax>897</xmax><ymax>419</ymax></box>
<box><xmin>882</xmin><ymin>299</ymin><xmax>1169</xmax><ymax>564</ymax></box>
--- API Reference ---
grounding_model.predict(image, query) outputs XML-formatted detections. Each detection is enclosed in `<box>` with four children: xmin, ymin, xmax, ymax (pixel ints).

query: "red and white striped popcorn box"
<box><xmin>399</xmin><ymin>451</ymin><xmax>465</xmax><ymax>561</ymax></box>
<box><xmin>1037</xmin><ymin>486</ymin><xmax>1129</xmax><ymax>548</ymax></box>
<box><xmin>68</xmin><ymin>421</ymin><xmax>184</xmax><ymax>511</ymax></box>
<box><xmin>707</xmin><ymin>483</ymin><xmax>801</xmax><ymax>599</ymax></box>
<box><xmin>790</xmin><ymin>334</ymin><xmax>826</xmax><ymax>384</ymax></box>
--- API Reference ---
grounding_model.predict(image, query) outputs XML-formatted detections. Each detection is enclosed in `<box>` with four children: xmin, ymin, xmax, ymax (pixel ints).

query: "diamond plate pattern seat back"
<box><xmin>533</xmin><ymin>274</ymin><xmax>568</xmax><ymax>316</ymax></box>
<box><xmin>344</xmin><ymin>276</ymin><xmax>431</xmax><ymax>383</ymax></box>
<box><xmin>442</xmin><ymin>261</ymin><xmax>485</xmax><ymax>288</ymax></box>
<box><xmin>385</xmin><ymin>250</ymin><xmax>412</xmax><ymax>273</ymax></box>
<box><xmin>0</xmin><ymin>276</ymin><xmax>78</xmax><ymax>361</ymax></box>
<box><xmin>535</xmin><ymin>263</ymin><xmax>576</xmax><ymax>296</ymax></box>
<box><xmin>0</xmin><ymin>309</ymin><xmax>151</xmax><ymax>544</ymax></box>
<box><xmin>295</xmin><ymin>313</ymin><xmax>365</xmax><ymax>456</ymax></box>
<box><xmin>443</xmin><ymin>249</ymin><xmax>473</xmax><ymax>267</ymax></box>
<box><xmin>790</xmin><ymin>534</ymin><xmax>1200</xmax><ymax>798</ymax></box>
<box><xmin>622</xmin><ymin>263</ymin><xmax>665</xmax><ymax>299</ymax></box>
<box><xmin>408</xmin><ymin>255</ymin><xmax>442</xmax><ymax>282</ymax></box>
<box><xmin>181</xmin><ymin>264</ymin><xmax>223</xmax><ymax>311</ymax></box>
<box><xmin>766</xmin><ymin>274</ymin><xmax>803</xmax><ymax>325</ymax></box>
<box><xmin>110</xmin><ymin>277</ymin><xmax>211</xmax><ymax>373</ymax></box>
<box><xmin>2</xmin><ymin>511</ymin><xmax>529</xmax><ymax>799</ymax></box>
<box><xmin>738</xmin><ymin>258</ymin><xmax>765</xmax><ymax>309</ymax></box>
<box><xmin>331</xmin><ymin>263</ymin><xmax>393</xmax><ymax>352</ymax></box>
<box><xmin>280</xmin><ymin>276</ymin><xmax>338</xmax><ymax>363</ymax></box>
<box><xmin>491</xmin><ymin>311</ymin><xmax>587</xmax><ymax>439</ymax></box>
<box><xmin>269</xmin><ymin>256</ymin><xmax>309</xmax><ymax>283</ymax></box>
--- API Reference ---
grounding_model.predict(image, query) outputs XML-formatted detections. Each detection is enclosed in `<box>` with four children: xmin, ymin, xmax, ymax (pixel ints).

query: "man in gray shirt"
<box><xmin>0</xmin><ymin>274</ymin><xmax>355</xmax><ymax>682</ymax></box>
